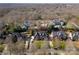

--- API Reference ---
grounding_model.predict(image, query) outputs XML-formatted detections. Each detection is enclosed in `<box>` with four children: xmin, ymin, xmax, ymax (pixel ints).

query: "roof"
<box><xmin>66</xmin><ymin>22</ymin><xmax>79</xmax><ymax>30</ymax></box>
<box><xmin>51</xmin><ymin>31</ymin><xmax>67</xmax><ymax>40</ymax></box>
<box><xmin>34</xmin><ymin>31</ymin><xmax>49</xmax><ymax>40</ymax></box>
<box><xmin>66</xmin><ymin>22</ymin><xmax>75</xmax><ymax>29</ymax></box>
<box><xmin>52</xmin><ymin>19</ymin><xmax>65</xmax><ymax>26</ymax></box>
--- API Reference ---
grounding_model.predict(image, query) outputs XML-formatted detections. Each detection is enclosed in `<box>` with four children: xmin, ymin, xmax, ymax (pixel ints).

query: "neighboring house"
<box><xmin>41</xmin><ymin>23</ymin><xmax>48</xmax><ymax>27</ymax></box>
<box><xmin>21</xmin><ymin>20</ymin><xmax>30</xmax><ymax>31</ymax></box>
<box><xmin>52</xmin><ymin>19</ymin><xmax>65</xmax><ymax>25</ymax></box>
<box><xmin>72</xmin><ymin>32</ymin><xmax>79</xmax><ymax>41</ymax></box>
<box><xmin>52</xmin><ymin>18</ymin><xmax>66</xmax><ymax>29</ymax></box>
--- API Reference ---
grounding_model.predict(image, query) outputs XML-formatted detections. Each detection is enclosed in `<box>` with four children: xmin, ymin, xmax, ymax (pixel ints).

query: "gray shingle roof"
<box><xmin>34</xmin><ymin>31</ymin><xmax>49</xmax><ymax>40</ymax></box>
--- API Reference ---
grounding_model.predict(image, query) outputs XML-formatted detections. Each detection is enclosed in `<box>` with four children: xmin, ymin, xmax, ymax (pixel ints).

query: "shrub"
<box><xmin>52</xmin><ymin>39</ymin><xmax>61</xmax><ymax>49</ymax></box>
<box><xmin>49</xmin><ymin>41</ymin><xmax>54</xmax><ymax>48</ymax></box>
<box><xmin>34</xmin><ymin>40</ymin><xmax>44</xmax><ymax>49</ymax></box>
<box><xmin>47</xmin><ymin>25</ymin><xmax>54</xmax><ymax>34</ymax></box>
<box><xmin>0</xmin><ymin>44</ymin><xmax>4</xmax><ymax>52</ymax></box>
<box><xmin>51</xmin><ymin>40</ymin><xmax>66</xmax><ymax>50</ymax></box>
<box><xmin>52</xmin><ymin>41</ymin><xmax>56</xmax><ymax>48</ymax></box>
<box><xmin>60</xmin><ymin>41</ymin><xmax>66</xmax><ymax>50</ymax></box>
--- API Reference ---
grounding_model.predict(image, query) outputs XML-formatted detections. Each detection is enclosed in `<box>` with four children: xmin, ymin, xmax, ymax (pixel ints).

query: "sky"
<box><xmin>0</xmin><ymin>0</ymin><xmax>79</xmax><ymax>3</ymax></box>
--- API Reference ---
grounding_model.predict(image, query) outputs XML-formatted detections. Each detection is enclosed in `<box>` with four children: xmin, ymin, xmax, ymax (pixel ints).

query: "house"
<box><xmin>33</xmin><ymin>31</ymin><xmax>49</xmax><ymax>40</ymax></box>
<box><xmin>49</xmin><ymin>31</ymin><xmax>58</xmax><ymax>39</ymax></box>
<box><xmin>50</xmin><ymin>31</ymin><xmax>68</xmax><ymax>40</ymax></box>
<box><xmin>52</xmin><ymin>18</ymin><xmax>65</xmax><ymax>25</ymax></box>
<box><xmin>57</xmin><ymin>31</ymin><xmax>68</xmax><ymax>40</ymax></box>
